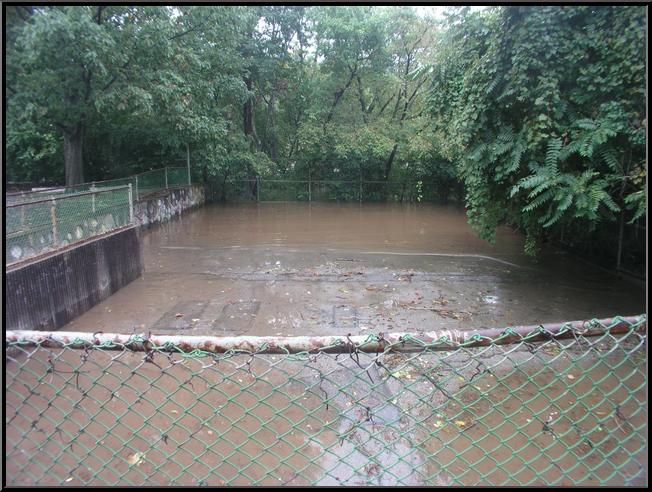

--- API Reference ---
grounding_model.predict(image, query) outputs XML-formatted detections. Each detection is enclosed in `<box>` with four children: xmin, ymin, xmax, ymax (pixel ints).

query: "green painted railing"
<box><xmin>5</xmin><ymin>185</ymin><xmax>133</xmax><ymax>265</ymax></box>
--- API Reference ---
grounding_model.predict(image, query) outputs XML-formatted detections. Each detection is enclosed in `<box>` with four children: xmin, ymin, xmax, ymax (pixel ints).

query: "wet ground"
<box><xmin>8</xmin><ymin>203</ymin><xmax>646</xmax><ymax>486</ymax></box>
<box><xmin>63</xmin><ymin>202</ymin><xmax>645</xmax><ymax>336</ymax></box>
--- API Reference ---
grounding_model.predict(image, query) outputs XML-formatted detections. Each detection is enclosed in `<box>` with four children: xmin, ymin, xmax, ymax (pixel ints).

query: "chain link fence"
<box><xmin>207</xmin><ymin>179</ymin><xmax>443</xmax><ymax>203</ymax></box>
<box><xmin>5</xmin><ymin>178</ymin><xmax>137</xmax><ymax>206</ymax></box>
<box><xmin>134</xmin><ymin>167</ymin><xmax>190</xmax><ymax>200</ymax></box>
<box><xmin>5</xmin><ymin>185</ymin><xmax>133</xmax><ymax>266</ymax></box>
<box><xmin>5</xmin><ymin>315</ymin><xmax>647</xmax><ymax>486</ymax></box>
<box><xmin>5</xmin><ymin>167</ymin><xmax>191</xmax><ymax>206</ymax></box>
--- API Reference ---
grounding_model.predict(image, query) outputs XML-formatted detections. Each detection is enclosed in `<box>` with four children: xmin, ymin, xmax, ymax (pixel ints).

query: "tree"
<box><xmin>428</xmin><ymin>6</ymin><xmax>646</xmax><ymax>254</ymax></box>
<box><xmin>5</xmin><ymin>4</ymin><xmax>646</xmax><ymax>266</ymax></box>
<box><xmin>6</xmin><ymin>6</ymin><xmax>247</xmax><ymax>185</ymax></box>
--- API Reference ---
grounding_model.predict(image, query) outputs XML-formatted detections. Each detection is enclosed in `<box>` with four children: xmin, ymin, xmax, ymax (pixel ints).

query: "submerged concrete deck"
<box><xmin>61</xmin><ymin>202</ymin><xmax>645</xmax><ymax>336</ymax></box>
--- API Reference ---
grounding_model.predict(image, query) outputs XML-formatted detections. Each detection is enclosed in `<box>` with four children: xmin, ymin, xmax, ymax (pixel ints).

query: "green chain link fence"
<box><xmin>5</xmin><ymin>185</ymin><xmax>133</xmax><ymax>265</ymax></box>
<box><xmin>134</xmin><ymin>167</ymin><xmax>189</xmax><ymax>200</ymax></box>
<box><xmin>5</xmin><ymin>315</ymin><xmax>647</xmax><ymax>486</ymax></box>
<box><xmin>5</xmin><ymin>166</ymin><xmax>191</xmax><ymax>206</ymax></box>
<box><xmin>5</xmin><ymin>178</ymin><xmax>137</xmax><ymax>206</ymax></box>
<box><xmin>209</xmin><ymin>179</ymin><xmax>436</xmax><ymax>203</ymax></box>
<box><xmin>167</xmin><ymin>167</ymin><xmax>192</xmax><ymax>189</ymax></box>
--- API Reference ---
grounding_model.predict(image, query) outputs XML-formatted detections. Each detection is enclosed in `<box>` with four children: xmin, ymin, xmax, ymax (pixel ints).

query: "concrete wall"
<box><xmin>134</xmin><ymin>185</ymin><xmax>205</xmax><ymax>227</ymax></box>
<box><xmin>5</xmin><ymin>226</ymin><xmax>143</xmax><ymax>331</ymax></box>
<box><xmin>6</xmin><ymin>185</ymin><xmax>204</xmax><ymax>331</ymax></box>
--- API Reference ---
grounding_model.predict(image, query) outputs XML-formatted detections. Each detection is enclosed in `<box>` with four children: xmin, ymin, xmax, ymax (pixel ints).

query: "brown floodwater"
<box><xmin>63</xmin><ymin>202</ymin><xmax>645</xmax><ymax>336</ymax></box>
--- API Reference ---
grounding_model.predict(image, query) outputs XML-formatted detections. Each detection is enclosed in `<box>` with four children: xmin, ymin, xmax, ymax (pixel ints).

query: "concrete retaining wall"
<box><xmin>134</xmin><ymin>185</ymin><xmax>205</xmax><ymax>227</ymax></box>
<box><xmin>6</xmin><ymin>185</ymin><xmax>204</xmax><ymax>331</ymax></box>
<box><xmin>5</xmin><ymin>226</ymin><xmax>143</xmax><ymax>331</ymax></box>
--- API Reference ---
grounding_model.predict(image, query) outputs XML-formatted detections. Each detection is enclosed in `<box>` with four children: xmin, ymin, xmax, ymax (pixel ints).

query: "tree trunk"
<box><xmin>440</xmin><ymin>187</ymin><xmax>450</xmax><ymax>204</ymax></box>
<box><xmin>325</xmin><ymin>67</ymin><xmax>356</xmax><ymax>127</ymax></box>
<box><xmin>383</xmin><ymin>143</ymin><xmax>398</xmax><ymax>202</ymax></box>
<box><xmin>356</xmin><ymin>75</ymin><xmax>368</xmax><ymax>124</ymax></box>
<box><xmin>63</xmin><ymin>122</ymin><xmax>84</xmax><ymax>185</ymax></box>
<box><xmin>220</xmin><ymin>171</ymin><xmax>229</xmax><ymax>203</ymax></box>
<box><xmin>267</xmin><ymin>93</ymin><xmax>277</xmax><ymax>160</ymax></box>
<box><xmin>244</xmin><ymin>78</ymin><xmax>255</xmax><ymax>144</ymax></box>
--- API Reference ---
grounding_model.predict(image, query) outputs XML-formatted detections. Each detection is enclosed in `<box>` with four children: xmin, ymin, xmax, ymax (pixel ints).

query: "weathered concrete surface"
<box><xmin>5</xmin><ymin>226</ymin><xmax>143</xmax><ymax>331</ymax></box>
<box><xmin>4</xmin><ymin>185</ymin><xmax>201</xmax><ymax>331</ymax></box>
<box><xmin>134</xmin><ymin>185</ymin><xmax>205</xmax><ymax>228</ymax></box>
<box><xmin>61</xmin><ymin>203</ymin><xmax>646</xmax><ymax>337</ymax></box>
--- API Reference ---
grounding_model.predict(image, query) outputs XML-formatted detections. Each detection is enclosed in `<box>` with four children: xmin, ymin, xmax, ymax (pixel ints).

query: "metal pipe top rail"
<box><xmin>5</xmin><ymin>166</ymin><xmax>190</xmax><ymax>198</ymax></box>
<box><xmin>4</xmin><ymin>185</ymin><xmax>132</xmax><ymax>208</ymax></box>
<box><xmin>5</xmin><ymin>177</ymin><xmax>134</xmax><ymax>197</ymax></box>
<box><xmin>5</xmin><ymin>316</ymin><xmax>646</xmax><ymax>355</ymax></box>
<box><xmin>133</xmin><ymin>166</ymin><xmax>188</xmax><ymax>176</ymax></box>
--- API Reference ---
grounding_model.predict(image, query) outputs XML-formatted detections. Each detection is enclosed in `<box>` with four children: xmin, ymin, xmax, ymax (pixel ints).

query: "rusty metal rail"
<box><xmin>6</xmin><ymin>315</ymin><xmax>646</xmax><ymax>354</ymax></box>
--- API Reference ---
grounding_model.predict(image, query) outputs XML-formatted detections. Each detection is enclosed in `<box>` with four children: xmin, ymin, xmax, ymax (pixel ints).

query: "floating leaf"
<box><xmin>127</xmin><ymin>452</ymin><xmax>145</xmax><ymax>466</ymax></box>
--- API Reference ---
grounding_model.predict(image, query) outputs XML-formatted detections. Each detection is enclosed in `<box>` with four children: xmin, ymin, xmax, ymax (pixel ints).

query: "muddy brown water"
<box><xmin>63</xmin><ymin>202</ymin><xmax>644</xmax><ymax>336</ymax></box>
<box><xmin>7</xmin><ymin>203</ymin><xmax>647</xmax><ymax>485</ymax></box>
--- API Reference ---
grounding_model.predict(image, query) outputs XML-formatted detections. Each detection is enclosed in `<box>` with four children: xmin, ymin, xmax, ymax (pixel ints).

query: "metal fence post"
<box><xmin>135</xmin><ymin>176</ymin><xmax>139</xmax><ymax>201</ymax></box>
<box><xmin>187</xmin><ymin>143</ymin><xmax>191</xmax><ymax>186</ymax></box>
<box><xmin>128</xmin><ymin>184</ymin><xmax>134</xmax><ymax>224</ymax></box>
<box><xmin>165</xmin><ymin>167</ymin><xmax>169</xmax><ymax>189</ymax></box>
<box><xmin>91</xmin><ymin>183</ymin><xmax>96</xmax><ymax>213</ymax></box>
<box><xmin>308</xmin><ymin>177</ymin><xmax>312</xmax><ymax>203</ymax></box>
<box><xmin>20</xmin><ymin>202</ymin><xmax>26</xmax><ymax>229</ymax></box>
<box><xmin>50</xmin><ymin>199</ymin><xmax>58</xmax><ymax>247</ymax></box>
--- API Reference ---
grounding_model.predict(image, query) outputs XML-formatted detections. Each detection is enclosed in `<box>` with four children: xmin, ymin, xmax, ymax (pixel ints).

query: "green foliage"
<box><xmin>6</xmin><ymin>6</ymin><xmax>247</xmax><ymax>182</ymax></box>
<box><xmin>624</xmin><ymin>190</ymin><xmax>646</xmax><ymax>224</ymax></box>
<box><xmin>429</xmin><ymin>5</ymin><xmax>646</xmax><ymax>254</ymax></box>
<box><xmin>5</xmin><ymin>5</ymin><xmax>645</xmax><ymax>264</ymax></box>
<box><xmin>6</xmin><ymin>6</ymin><xmax>444</xmax><ymax>196</ymax></box>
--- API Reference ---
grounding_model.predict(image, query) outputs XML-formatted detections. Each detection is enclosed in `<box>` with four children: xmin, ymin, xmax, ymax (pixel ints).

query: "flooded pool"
<box><xmin>63</xmin><ymin>202</ymin><xmax>645</xmax><ymax>335</ymax></box>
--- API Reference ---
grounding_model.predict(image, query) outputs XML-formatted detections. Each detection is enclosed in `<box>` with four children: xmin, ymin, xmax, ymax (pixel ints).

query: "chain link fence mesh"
<box><xmin>5</xmin><ymin>178</ymin><xmax>137</xmax><ymax>206</ymax></box>
<box><xmin>167</xmin><ymin>167</ymin><xmax>191</xmax><ymax>188</ymax></box>
<box><xmin>207</xmin><ymin>180</ymin><xmax>440</xmax><ymax>203</ymax></box>
<box><xmin>5</xmin><ymin>167</ymin><xmax>191</xmax><ymax>206</ymax></box>
<box><xmin>5</xmin><ymin>315</ymin><xmax>647</xmax><ymax>486</ymax></box>
<box><xmin>135</xmin><ymin>167</ymin><xmax>190</xmax><ymax>200</ymax></box>
<box><xmin>5</xmin><ymin>185</ymin><xmax>133</xmax><ymax>265</ymax></box>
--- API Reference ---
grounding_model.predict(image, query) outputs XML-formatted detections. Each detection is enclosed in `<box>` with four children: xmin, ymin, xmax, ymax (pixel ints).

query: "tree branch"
<box><xmin>356</xmin><ymin>75</ymin><xmax>368</xmax><ymax>124</ymax></box>
<box><xmin>15</xmin><ymin>6</ymin><xmax>34</xmax><ymax>22</ymax></box>
<box><xmin>325</xmin><ymin>65</ymin><xmax>357</xmax><ymax>126</ymax></box>
<box><xmin>100</xmin><ymin>53</ymin><xmax>133</xmax><ymax>93</ymax></box>
<box><xmin>168</xmin><ymin>21</ymin><xmax>206</xmax><ymax>41</ymax></box>
<box><xmin>406</xmin><ymin>76</ymin><xmax>428</xmax><ymax>111</ymax></box>
<box><xmin>377</xmin><ymin>93</ymin><xmax>396</xmax><ymax>117</ymax></box>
